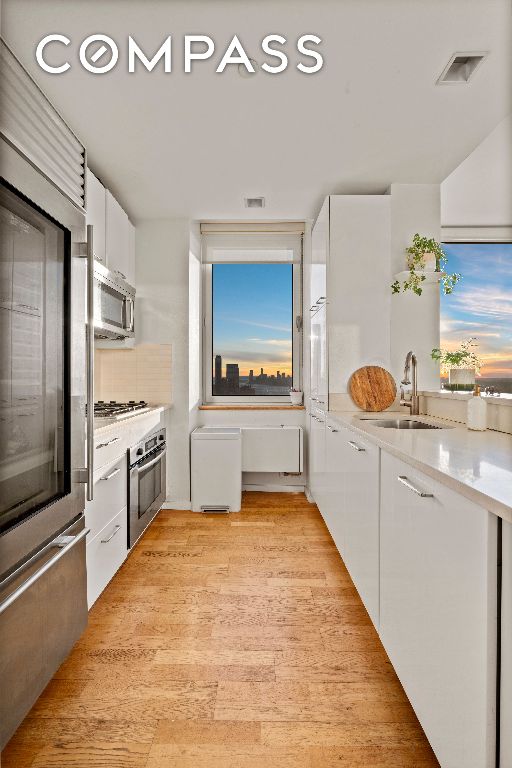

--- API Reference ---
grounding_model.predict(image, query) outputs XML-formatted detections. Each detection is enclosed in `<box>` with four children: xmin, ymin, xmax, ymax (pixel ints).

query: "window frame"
<box><xmin>439</xmin><ymin>236</ymin><xmax>512</xmax><ymax>389</ymax></box>
<box><xmin>202</xmin><ymin>257</ymin><xmax>303</xmax><ymax>404</ymax></box>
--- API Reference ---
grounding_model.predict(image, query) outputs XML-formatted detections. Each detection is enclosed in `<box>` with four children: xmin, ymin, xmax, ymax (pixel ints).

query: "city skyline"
<box><xmin>213</xmin><ymin>354</ymin><xmax>293</xmax><ymax>396</ymax></box>
<box><xmin>212</xmin><ymin>262</ymin><xmax>293</xmax><ymax>377</ymax></box>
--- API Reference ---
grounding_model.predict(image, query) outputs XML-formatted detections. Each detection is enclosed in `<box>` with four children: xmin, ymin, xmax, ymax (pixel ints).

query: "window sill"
<box><xmin>421</xmin><ymin>390</ymin><xmax>512</xmax><ymax>407</ymax></box>
<box><xmin>199</xmin><ymin>405</ymin><xmax>306</xmax><ymax>411</ymax></box>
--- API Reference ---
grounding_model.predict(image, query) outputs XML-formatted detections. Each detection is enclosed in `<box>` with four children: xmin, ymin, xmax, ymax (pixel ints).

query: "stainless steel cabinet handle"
<box><xmin>348</xmin><ymin>440</ymin><xmax>366</xmax><ymax>452</ymax></box>
<box><xmin>115</xmin><ymin>270</ymin><xmax>126</xmax><ymax>279</ymax></box>
<box><xmin>397</xmin><ymin>475</ymin><xmax>434</xmax><ymax>498</ymax></box>
<box><xmin>0</xmin><ymin>527</ymin><xmax>89</xmax><ymax>616</ymax></box>
<box><xmin>327</xmin><ymin>425</ymin><xmax>339</xmax><ymax>432</ymax></box>
<box><xmin>316</xmin><ymin>296</ymin><xmax>327</xmax><ymax>303</ymax></box>
<box><xmin>100</xmin><ymin>467</ymin><xmax>121</xmax><ymax>481</ymax></box>
<box><xmin>101</xmin><ymin>524</ymin><xmax>121</xmax><ymax>543</ymax></box>
<box><xmin>96</xmin><ymin>436</ymin><xmax>120</xmax><ymax>449</ymax></box>
<box><xmin>86</xmin><ymin>224</ymin><xmax>94</xmax><ymax>501</ymax></box>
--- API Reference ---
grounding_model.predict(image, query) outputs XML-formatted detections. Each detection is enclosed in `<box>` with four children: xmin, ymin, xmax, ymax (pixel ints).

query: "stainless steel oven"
<box><xmin>128</xmin><ymin>428</ymin><xmax>166</xmax><ymax>548</ymax></box>
<box><xmin>94</xmin><ymin>261</ymin><xmax>135</xmax><ymax>340</ymax></box>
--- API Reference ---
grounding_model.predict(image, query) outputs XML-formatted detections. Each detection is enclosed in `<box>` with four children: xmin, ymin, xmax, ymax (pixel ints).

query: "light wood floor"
<box><xmin>2</xmin><ymin>492</ymin><xmax>439</xmax><ymax>768</ymax></box>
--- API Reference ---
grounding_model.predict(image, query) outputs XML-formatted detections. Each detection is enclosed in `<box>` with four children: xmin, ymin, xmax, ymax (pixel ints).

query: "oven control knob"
<box><xmin>159</xmin><ymin>435</ymin><xmax>164</xmax><ymax>440</ymax></box>
<box><xmin>137</xmin><ymin>448</ymin><xmax>143</xmax><ymax>455</ymax></box>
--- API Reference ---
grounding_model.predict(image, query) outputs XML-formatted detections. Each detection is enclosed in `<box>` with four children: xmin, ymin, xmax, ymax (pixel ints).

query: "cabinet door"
<box><xmin>380</xmin><ymin>451</ymin><xmax>496</xmax><ymax>768</ymax></box>
<box><xmin>309</xmin><ymin>409</ymin><xmax>325</xmax><ymax>509</ymax></box>
<box><xmin>105</xmin><ymin>190</ymin><xmax>129</xmax><ymax>281</ymax></box>
<box><xmin>323</xmin><ymin>420</ymin><xmax>346</xmax><ymax>555</ymax></box>
<box><xmin>125</xmin><ymin>220</ymin><xmax>136</xmax><ymax>288</ymax></box>
<box><xmin>85</xmin><ymin>168</ymin><xmax>106</xmax><ymax>266</ymax></box>
<box><xmin>339</xmin><ymin>426</ymin><xmax>380</xmax><ymax>626</ymax></box>
<box><xmin>310</xmin><ymin>303</ymin><xmax>327</xmax><ymax>408</ymax></box>
<box><xmin>311</xmin><ymin>197</ymin><xmax>328</xmax><ymax>306</ymax></box>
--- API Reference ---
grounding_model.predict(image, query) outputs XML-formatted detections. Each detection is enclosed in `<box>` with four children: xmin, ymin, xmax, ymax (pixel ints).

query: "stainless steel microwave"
<box><xmin>94</xmin><ymin>261</ymin><xmax>135</xmax><ymax>339</ymax></box>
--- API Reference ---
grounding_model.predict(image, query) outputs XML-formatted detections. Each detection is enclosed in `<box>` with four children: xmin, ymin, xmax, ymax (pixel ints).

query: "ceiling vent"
<box><xmin>244</xmin><ymin>197</ymin><xmax>265</xmax><ymax>208</ymax></box>
<box><xmin>436</xmin><ymin>52</ymin><xmax>487</xmax><ymax>85</ymax></box>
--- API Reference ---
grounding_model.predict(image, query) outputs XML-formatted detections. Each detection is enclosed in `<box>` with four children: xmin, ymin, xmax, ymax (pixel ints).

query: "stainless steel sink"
<box><xmin>361</xmin><ymin>418</ymin><xmax>451</xmax><ymax>430</ymax></box>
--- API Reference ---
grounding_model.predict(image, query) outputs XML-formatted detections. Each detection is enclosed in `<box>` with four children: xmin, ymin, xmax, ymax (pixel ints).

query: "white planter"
<box><xmin>423</xmin><ymin>251</ymin><xmax>437</xmax><ymax>272</ymax></box>
<box><xmin>449</xmin><ymin>368</ymin><xmax>476</xmax><ymax>386</ymax></box>
<box><xmin>290</xmin><ymin>391</ymin><xmax>303</xmax><ymax>405</ymax></box>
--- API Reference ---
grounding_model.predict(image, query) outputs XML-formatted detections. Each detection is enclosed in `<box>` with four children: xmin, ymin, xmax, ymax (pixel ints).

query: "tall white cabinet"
<box><xmin>307</xmin><ymin>195</ymin><xmax>391</xmax><ymax>414</ymax></box>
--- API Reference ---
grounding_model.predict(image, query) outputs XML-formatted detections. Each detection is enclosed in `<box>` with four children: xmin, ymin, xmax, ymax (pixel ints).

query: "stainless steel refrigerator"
<box><xmin>0</xmin><ymin>88</ymin><xmax>92</xmax><ymax>744</ymax></box>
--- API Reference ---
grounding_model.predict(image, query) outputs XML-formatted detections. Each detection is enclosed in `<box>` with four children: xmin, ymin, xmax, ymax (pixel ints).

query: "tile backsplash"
<box><xmin>95</xmin><ymin>344</ymin><xmax>172</xmax><ymax>405</ymax></box>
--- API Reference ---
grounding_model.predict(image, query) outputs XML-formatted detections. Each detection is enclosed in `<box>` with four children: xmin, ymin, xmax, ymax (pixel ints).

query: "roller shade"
<box><xmin>0</xmin><ymin>39</ymin><xmax>86</xmax><ymax>210</ymax></box>
<box><xmin>202</xmin><ymin>232</ymin><xmax>302</xmax><ymax>264</ymax></box>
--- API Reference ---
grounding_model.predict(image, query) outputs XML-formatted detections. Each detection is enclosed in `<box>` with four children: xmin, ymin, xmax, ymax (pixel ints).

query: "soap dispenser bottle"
<box><xmin>467</xmin><ymin>385</ymin><xmax>487</xmax><ymax>431</ymax></box>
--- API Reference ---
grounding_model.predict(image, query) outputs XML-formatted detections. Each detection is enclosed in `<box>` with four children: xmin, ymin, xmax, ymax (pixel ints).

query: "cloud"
<box><xmin>223</xmin><ymin>318</ymin><xmax>291</xmax><ymax>333</ymax></box>
<box><xmin>247</xmin><ymin>338</ymin><xmax>292</xmax><ymax>347</ymax></box>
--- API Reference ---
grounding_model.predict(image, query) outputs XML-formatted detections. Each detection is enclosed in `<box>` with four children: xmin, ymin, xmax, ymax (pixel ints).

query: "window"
<box><xmin>440</xmin><ymin>242</ymin><xmax>512</xmax><ymax>393</ymax></box>
<box><xmin>202</xmin><ymin>231</ymin><xmax>302</xmax><ymax>403</ymax></box>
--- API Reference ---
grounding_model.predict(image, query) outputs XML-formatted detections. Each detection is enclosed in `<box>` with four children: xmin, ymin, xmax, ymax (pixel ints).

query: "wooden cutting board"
<box><xmin>348</xmin><ymin>366</ymin><xmax>397</xmax><ymax>412</ymax></box>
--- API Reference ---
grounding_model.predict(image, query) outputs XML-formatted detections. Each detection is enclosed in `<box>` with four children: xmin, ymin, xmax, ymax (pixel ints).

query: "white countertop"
<box><xmin>93</xmin><ymin>405</ymin><xmax>169</xmax><ymax>436</ymax></box>
<box><xmin>328</xmin><ymin>411</ymin><xmax>512</xmax><ymax>523</ymax></box>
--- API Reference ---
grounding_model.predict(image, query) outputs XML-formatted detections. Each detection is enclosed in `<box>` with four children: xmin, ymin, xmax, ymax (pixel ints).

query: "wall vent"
<box><xmin>244</xmin><ymin>196</ymin><xmax>265</xmax><ymax>209</ymax></box>
<box><xmin>436</xmin><ymin>52</ymin><xmax>487</xmax><ymax>85</ymax></box>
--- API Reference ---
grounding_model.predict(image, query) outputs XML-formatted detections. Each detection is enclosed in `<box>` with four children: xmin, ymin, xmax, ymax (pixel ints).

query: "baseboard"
<box><xmin>305</xmin><ymin>488</ymin><xmax>314</xmax><ymax>503</ymax></box>
<box><xmin>161</xmin><ymin>499</ymin><xmax>191</xmax><ymax>510</ymax></box>
<box><xmin>242</xmin><ymin>484</ymin><xmax>306</xmax><ymax>493</ymax></box>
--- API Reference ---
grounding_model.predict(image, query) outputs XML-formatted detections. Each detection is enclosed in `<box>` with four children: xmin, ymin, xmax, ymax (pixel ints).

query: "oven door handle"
<box><xmin>133</xmin><ymin>447</ymin><xmax>166</xmax><ymax>473</ymax></box>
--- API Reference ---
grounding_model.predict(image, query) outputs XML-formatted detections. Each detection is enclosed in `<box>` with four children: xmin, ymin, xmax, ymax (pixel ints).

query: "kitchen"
<box><xmin>0</xmin><ymin>2</ymin><xmax>511</xmax><ymax>767</ymax></box>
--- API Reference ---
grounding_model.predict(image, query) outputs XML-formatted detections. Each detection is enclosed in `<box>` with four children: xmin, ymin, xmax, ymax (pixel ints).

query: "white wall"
<box><xmin>136</xmin><ymin>219</ymin><xmax>191</xmax><ymax>507</ymax></box>
<box><xmin>388</xmin><ymin>184</ymin><xmax>441</xmax><ymax>391</ymax></box>
<box><xmin>441</xmin><ymin>115</ymin><xmax>512</xmax><ymax>228</ymax></box>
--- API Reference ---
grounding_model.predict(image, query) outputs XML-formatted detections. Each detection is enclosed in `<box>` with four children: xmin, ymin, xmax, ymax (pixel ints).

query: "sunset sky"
<box><xmin>212</xmin><ymin>263</ymin><xmax>293</xmax><ymax>377</ymax></box>
<box><xmin>440</xmin><ymin>243</ymin><xmax>512</xmax><ymax>379</ymax></box>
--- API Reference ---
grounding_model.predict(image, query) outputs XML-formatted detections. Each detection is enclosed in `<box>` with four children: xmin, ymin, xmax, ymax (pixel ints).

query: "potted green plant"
<box><xmin>430</xmin><ymin>338</ymin><xmax>482</xmax><ymax>390</ymax></box>
<box><xmin>391</xmin><ymin>233</ymin><xmax>461</xmax><ymax>296</ymax></box>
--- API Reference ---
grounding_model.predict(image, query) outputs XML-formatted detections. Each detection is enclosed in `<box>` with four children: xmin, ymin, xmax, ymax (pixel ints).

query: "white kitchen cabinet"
<box><xmin>322</xmin><ymin>418</ymin><xmax>346</xmax><ymax>554</ymax></box>
<box><xmin>310</xmin><ymin>197</ymin><xmax>328</xmax><ymax>307</ymax></box>
<box><xmin>310</xmin><ymin>302</ymin><xmax>327</xmax><ymax>408</ymax></box>
<box><xmin>86</xmin><ymin>507</ymin><xmax>127</xmax><ymax>608</ymax></box>
<box><xmin>380</xmin><ymin>450</ymin><xmax>497</xmax><ymax>768</ymax></box>
<box><xmin>309</xmin><ymin>408</ymin><xmax>326</xmax><ymax>510</ymax></box>
<box><xmin>339</xmin><ymin>425</ymin><xmax>380</xmax><ymax>626</ymax></box>
<box><xmin>501</xmin><ymin>519</ymin><xmax>512</xmax><ymax>768</ymax></box>
<box><xmin>106</xmin><ymin>190</ymin><xmax>131</xmax><ymax>284</ymax></box>
<box><xmin>85</xmin><ymin>454</ymin><xmax>127</xmax><ymax>541</ymax></box>
<box><xmin>85</xmin><ymin>168</ymin><xmax>106</xmax><ymax>266</ymax></box>
<box><xmin>126</xmin><ymin>219</ymin><xmax>136</xmax><ymax>288</ymax></box>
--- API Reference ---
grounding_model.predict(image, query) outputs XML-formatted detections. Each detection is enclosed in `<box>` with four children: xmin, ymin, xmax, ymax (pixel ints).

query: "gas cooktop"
<box><xmin>94</xmin><ymin>400</ymin><xmax>151</xmax><ymax>420</ymax></box>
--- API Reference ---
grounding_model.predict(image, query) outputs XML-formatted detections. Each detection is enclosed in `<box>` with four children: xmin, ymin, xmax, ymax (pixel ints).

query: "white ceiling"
<box><xmin>2</xmin><ymin>0</ymin><xmax>511</xmax><ymax>223</ymax></box>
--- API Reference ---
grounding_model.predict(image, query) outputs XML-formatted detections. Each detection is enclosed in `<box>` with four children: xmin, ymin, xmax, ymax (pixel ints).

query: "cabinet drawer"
<box><xmin>87</xmin><ymin>507</ymin><xmax>127</xmax><ymax>608</ymax></box>
<box><xmin>94</xmin><ymin>430</ymin><xmax>127</xmax><ymax>470</ymax></box>
<box><xmin>85</xmin><ymin>455</ymin><xmax>127</xmax><ymax>541</ymax></box>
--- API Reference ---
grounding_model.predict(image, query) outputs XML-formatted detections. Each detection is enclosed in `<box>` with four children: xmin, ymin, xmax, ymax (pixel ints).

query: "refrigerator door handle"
<box><xmin>76</xmin><ymin>225</ymin><xmax>95</xmax><ymax>498</ymax></box>
<box><xmin>0</xmin><ymin>527</ymin><xmax>89</xmax><ymax>616</ymax></box>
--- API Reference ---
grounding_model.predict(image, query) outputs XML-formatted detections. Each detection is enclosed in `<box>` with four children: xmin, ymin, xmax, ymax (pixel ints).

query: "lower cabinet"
<box><xmin>323</xmin><ymin>420</ymin><xmax>380</xmax><ymax>626</ymax></box>
<box><xmin>309</xmin><ymin>408</ymin><xmax>326</xmax><ymax>509</ymax></box>
<box><xmin>86</xmin><ymin>507</ymin><xmax>127</xmax><ymax>608</ymax></box>
<box><xmin>380</xmin><ymin>450</ymin><xmax>497</xmax><ymax>768</ymax></box>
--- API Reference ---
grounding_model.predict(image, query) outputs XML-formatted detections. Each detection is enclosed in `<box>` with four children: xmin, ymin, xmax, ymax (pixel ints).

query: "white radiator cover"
<box><xmin>241</xmin><ymin>426</ymin><xmax>303</xmax><ymax>473</ymax></box>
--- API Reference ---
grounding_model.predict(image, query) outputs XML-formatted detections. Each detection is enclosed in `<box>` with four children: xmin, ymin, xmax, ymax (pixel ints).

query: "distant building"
<box><xmin>226</xmin><ymin>363</ymin><xmax>240</xmax><ymax>388</ymax></box>
<box><xmin>215</xmin><ymin>355</ymin><xmax>222</xmax><ymax>386</ymax></box>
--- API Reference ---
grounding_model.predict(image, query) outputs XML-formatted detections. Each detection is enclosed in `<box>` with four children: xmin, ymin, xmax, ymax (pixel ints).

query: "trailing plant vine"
<box><xmin>391</xmin><ymin>233</ymin><xmax>461</xmax><ymax>296</ymax></box>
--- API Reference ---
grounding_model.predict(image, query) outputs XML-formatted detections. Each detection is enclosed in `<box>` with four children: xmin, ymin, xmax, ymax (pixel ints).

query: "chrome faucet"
<box><xmin>400</xmin><ymin>350</ymin><xmax>420</xmax><ymax>415</ymax></box>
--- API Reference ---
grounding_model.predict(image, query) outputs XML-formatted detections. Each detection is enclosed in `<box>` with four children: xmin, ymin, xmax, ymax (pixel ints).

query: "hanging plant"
<box><xmin>391</xmin><ymin>233</ymin><xmax>461</xmax><ymax>296</ymax></box>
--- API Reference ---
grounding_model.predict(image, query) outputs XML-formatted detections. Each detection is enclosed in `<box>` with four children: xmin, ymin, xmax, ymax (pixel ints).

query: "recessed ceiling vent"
<box><xmin>437</xmin><ymin>52</ymin><xmax>487</xmax><ymax>85</ymax></box>
<box><xmin>244</xmin><ymin>197</ymin><xmax>265</xmax><ymax>208</ymax></box>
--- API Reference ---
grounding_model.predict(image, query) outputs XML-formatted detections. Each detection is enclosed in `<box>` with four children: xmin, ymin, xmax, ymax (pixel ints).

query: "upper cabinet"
<box><xmin>310</xmin><ymin>197</ymin><xmax>328</xmax><ymax>309</ymax></box>
<box><xmin>86</xmin><ymin>168</ymin><xmax>135</xmax><ymax>287</ymax></box>
<box><xmin>85</xmin><ymin>169</ymin><xmax>106</xmax><ymax>266</ymax></box>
